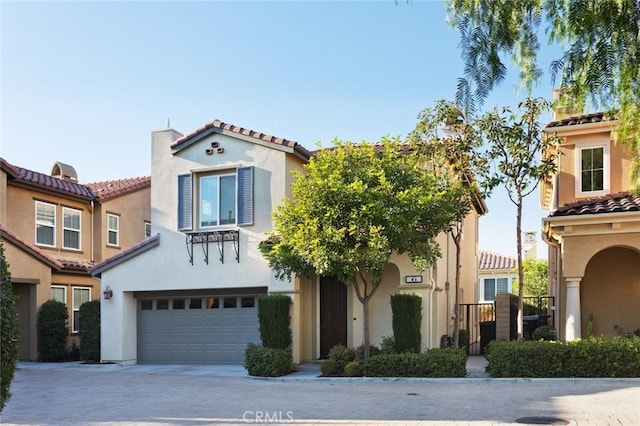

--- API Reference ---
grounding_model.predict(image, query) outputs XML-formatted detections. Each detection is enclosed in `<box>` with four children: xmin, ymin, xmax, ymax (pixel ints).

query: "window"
<box><xmin>482</xmin><ymin>278</ymin><xmax>510</xmax><ymax>302</ymax></box>
<box><xmin>223</xmin><ymin>297</ymin><xmax>237</xmax><ymax>308</ymax></box>
<box><xmin>577</xmin><ymin>144</ymin><xmax>609</xmax><ymax>196</ymax></box>
<box><xmin>107</xmin><ymin>214</ymin><xmax>119</xmax><ymax>246</ymax></box>
<box><xmin>145</xmin><ymin>221</ymin><xmax>152</xmax><ymax>238</ymax></box>
<box><xmin>178</xmin><ymin>166</ymin><xmax>253</xmax><ymax>230</ymax></box>
<box><xmin>51</xmin><ymin>286</ymin><xmax>66</xmax><ymax>304</ymax></box>
<box><xmin>140</xmin><ymin>300</ymin><xmax>153</xmax><ymax>310</ymax></box>
<box><xmin>189</xmin><ymin>298</ymin><xmax>202</xmax><ymax>309</ymax></box>
<box><xmin>62</xmin><ymin>207</ymin><xmax>81</xmax><ymax>250</ymax></box>
<box><xmin>72</xmin><ymin>287</ymin><xmax>91</xmax><ymax>333</ymax></box>
<box><xmin>156</xmin><ymin>299</ymin><xmax>169</xmax><ymax>310</ymax></box>
<box><xmin>172</xmin><ymin>299</ymin><xmax>185</xmax><ymax>310</ymax></box>
<box><xmin>35</xmin><ymin>201</ymin><xmax>56</xmax><ymax>246</ymax></box>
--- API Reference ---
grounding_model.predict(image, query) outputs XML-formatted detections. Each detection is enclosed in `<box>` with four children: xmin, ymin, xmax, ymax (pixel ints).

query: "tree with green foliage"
<box><xmin>474</xmin><ymin>98</ymin><xmax>560</xmax><ymax>339</ymax></box>
<box><xmin>446</xmin><ymin>0</ymin><xmax>640</xmax><ymax>187</ymax></box>
<box><xmin>1</xmin><ymin>242</ymin><xmax>19</xmax><ymax>412</ymax></box>
<box><xmin>513</xmin><ymin>258</ymin><xmax>549</xmax><ymax>298</ymax></box>
<box><xmin>410</xmin><ymin>99</ymin><xmax>487</xmax><ymax>347</ymax></box>
<box><xmin>261</xmin><ymin>138</ymin><xmax>469</xmax><ymax>359</ymax></box>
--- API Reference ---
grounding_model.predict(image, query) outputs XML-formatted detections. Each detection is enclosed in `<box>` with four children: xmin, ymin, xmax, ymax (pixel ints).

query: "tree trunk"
<box><xmin>362</xmin><ymin>295</ymin><xmax>370</xmax><ymax>359</ymax></box>
<box><xmin>516</xmin><ymin>194</ymin><xmax>524</xmax><ymax>340</ymax></box>
<box><xmin>452</xmin><ymin>224</ymin><xmax>462</xmax><ymax>348</ymax></box>
<box><xmin>351</xmin><ymin>272</ymin><xmax>380</xmax><ymax>360</ymax></box>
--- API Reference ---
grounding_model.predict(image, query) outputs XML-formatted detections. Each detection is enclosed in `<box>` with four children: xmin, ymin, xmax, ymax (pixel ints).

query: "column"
<box><xmin>565</xmin><ymin>277</ymin><xmax>582</xmax><ymax>341</ymax></box>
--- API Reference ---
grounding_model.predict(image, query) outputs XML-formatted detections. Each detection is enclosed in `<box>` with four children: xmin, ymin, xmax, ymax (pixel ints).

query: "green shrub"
<box><xmin>565</xmin><ymin>337</ymin><xmax>640</xmax><ymax>378</ymax></box>
<box><xmin>532</xmin><ymin>325</ymin><xmax>556</xmax><ymax>341</ymax></box>
<box><xmin>244</xmin><ymin>343</ymin><xmax>293</xmax><ymax>377</ymax></box>
<box><xmin>354</xmin><ymin>344</ymin><xmax>380</xmax><ymax>361</ymax></box>
<box><xmin>257</xmin><ymin>295</ymin><xmax>291</xmax><ymax>349</ymax></box>
<box><xmin>37</xmin><ymin>299</ymin><xmax>69</xmax><ymax>362</ymax></box>
<box><xmin>320</xmin><ymin>344</ymin><xmax>355</xmax><ymax>376</ymax></box>
<box><xmin>343</xmin><ymin>360</ymin><xmax>363</xmax><ymax>377</ymax></box>
<box><xmin>486</xmin><ymin>338</ymin><xmax>640</xmax><ymax>378</ymax></box>
<box><xmin>362</xmin><ymin>348</ymin><xmax>467</xmax><ymax>378</ymax></box>
<box><xmin>380</xmin><ymin>335</ymin><xmax>396</xmax><ymax>354</ymax></box>
<box><xmin>66</xmin><ymin>342</ymin><xmax>81</xmax><ymax>361</ymax></box>
<box><xmin>390</xmin><ymin>293</ymin><xmax>422</xmax><ymax>353</ymax></box>
<box><xmin>79</xmin><ymin>300</ymin><xmax>100</xmax><ymax>362</ymax></box>
<box><xmin>1</xmin><ymin>242</ymin><xmax>19</xmax><ymax>412</ymax></box>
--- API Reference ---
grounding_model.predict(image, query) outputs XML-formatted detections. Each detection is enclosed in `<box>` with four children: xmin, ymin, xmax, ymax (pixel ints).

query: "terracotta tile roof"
<box><xmin>479</xmin><ymin>250</ymin><xmax>517</xmax><ymax>271</ymax></box>
<box><xmin>170</xmin><ymin>119</ymin><xmax>312</xmax><ymax>159</ymax></box>
<box><xmin>0</xmin><ymin>157</ymin><xmax>19</xmax><ymax>177</ymax></box>
<box><xmin>85</xmin><ymin>176</ymin><xmax>151</xmax><ymax>201</ymax></box>
<box><xmin>13</xmin><ymin>165</ymin><xmax>96</xmax><ymax>201</ymax></box>
<box><xmin>57</xmin><ymin>257</ymin><xmax>95</xmax><ymax>273</ymax></box>
<box><xmin>546</xmin><ymin>112</ymin><xmax>615</xmax><ymax>129</ymax></box>
<box><xmin>551</xmin><ymin>192</ymin><xmax>640</xmax><ymax>217</ymax></box>
<box><xmin>90</xmin><ymin>234</ymin><xmax>160</xmax><ymax>277</ymax></box>
<box><xmin>0</xmin><ymin>223</ymin><xmax>63</xmax><ymax>269</ymax></box>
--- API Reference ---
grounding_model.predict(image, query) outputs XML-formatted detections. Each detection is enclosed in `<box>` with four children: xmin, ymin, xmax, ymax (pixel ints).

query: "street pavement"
<box><xmin>1</xmin><ymin>359</ymin><xmax>639</xmax><ymax>426</ymax></box>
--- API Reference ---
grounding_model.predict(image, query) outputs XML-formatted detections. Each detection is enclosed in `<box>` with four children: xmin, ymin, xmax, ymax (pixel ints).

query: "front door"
<box><xmin>319</xmin><ymin>276</ymin><xmax>347</xmax><ymax>358</ymax></box>
<box><xmin>12</xmin><ymin>283</ymin><xmax>32</xmax><ymax>360</ymax></box>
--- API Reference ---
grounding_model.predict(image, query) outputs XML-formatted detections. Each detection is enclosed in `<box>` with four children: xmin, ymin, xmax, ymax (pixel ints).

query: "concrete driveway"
<box><xmin>1</xmin><ymin>362</ymin><xmax>639</xmax><ymax>425</ymax></box>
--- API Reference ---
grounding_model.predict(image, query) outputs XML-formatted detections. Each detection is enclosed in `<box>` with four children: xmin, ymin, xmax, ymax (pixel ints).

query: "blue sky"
<box><xmin>1</xmin><ymin>1</ymin><xmax>562</xmax><ymax>259</ymax></box>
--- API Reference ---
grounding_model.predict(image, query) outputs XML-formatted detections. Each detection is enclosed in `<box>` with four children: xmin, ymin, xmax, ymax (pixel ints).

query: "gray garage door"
<box><xmin>137</xmin><ymin>295</ymin><xmax>260</xmax><ymax>364</ymax></box>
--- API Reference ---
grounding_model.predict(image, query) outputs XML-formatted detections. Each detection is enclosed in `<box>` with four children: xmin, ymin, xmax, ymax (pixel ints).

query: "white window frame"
<box><xmin>575</xmin><ymin>141</ymin><xmax>609</xmax><ymax>197</ymax></box>
<box><xmin>72</xmin><ymin>287</ymin><xmax>91</xmax><ymax>333</ymax></box>
<box><xmin>62</xmin><ymin>207</ymin><xmax>82</xmax><ymax>250</ymax></box>
<box><xmin>199</xmin><ymin>172</ymin><xmax>237</xmax><ymax>228</ymax></box>
<box><xmin>35</xmin><ymin>201</ymin><xmax>56</xmax><ymax>247</ymax></box>
<box><xmin>51</xmin><ymin>285</ymin><xmax>67</xmax><ymax>304</ymax></box>
<box><xmin>144</xmin><ymin>221</ymin><xmax>152</xmax><ymax>238</ymax></box>
<box><xmin>479</xmin><ymin>276</ymin><xmax>512</xmax><ymax>303</ymax></box>
<box><xmin>107</xmin><ymin>213</ymin><xmax>120</xmax><ymax>247</ymax></box>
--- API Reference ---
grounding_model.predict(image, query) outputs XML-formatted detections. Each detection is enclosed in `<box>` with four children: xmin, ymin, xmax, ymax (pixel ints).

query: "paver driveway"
<box><xmin>1</xmin><ymin>364</ymin><xmax>639</xmax><ymax>425</ymax></box>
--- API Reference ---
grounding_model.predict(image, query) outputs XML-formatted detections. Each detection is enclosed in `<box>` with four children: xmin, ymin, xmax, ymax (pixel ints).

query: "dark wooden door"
<box><xmin>319</xmin><ymin>276</ymin><xmax>347</xmax><ymax>358</ymax></box>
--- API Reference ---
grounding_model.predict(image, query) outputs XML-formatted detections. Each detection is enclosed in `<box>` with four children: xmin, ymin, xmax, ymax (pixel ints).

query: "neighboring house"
<box><xmin>540</xmin><ymin>111</ymin><xmax>640</xmax><ymax>341</ymax></box>
<box><xmin>91</xmin><ymin>119</ymin><xmax>487</xmax><ymax>365</ymax></box>
<box><xmin>0</xmin><ymin>158</ymin><xmax>150</xmax><ymax>360</ymax></box>
<box><xmin>478</xmin><ymin>250</ymin><xmax>516</xmax><ymax>303</ymax></box>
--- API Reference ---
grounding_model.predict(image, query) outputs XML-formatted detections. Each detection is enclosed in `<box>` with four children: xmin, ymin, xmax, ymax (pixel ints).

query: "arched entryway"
<box><xmin>581</xmin><ymin>246</ymin><xmax>640</xmax><ymax>337</ymax></box>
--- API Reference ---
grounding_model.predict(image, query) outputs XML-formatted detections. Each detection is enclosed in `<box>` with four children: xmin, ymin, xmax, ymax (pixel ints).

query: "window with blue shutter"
<box><xmin>178</xmin><ymin>174</ymin><xmax>192</xmax><ymax>230</ymax></box>
<box><xmin>237</xmin><ymin>166</ymin><xmax>254</xmax><ymax>226</ymax></box>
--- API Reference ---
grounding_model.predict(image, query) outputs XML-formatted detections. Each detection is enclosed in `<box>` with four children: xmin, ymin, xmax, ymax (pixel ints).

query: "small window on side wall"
<box><xmin>145</xmin><ymin>221</ymin><xmax>152</xmax><ymax>238</ymax></box>
<box><xmin>107</xmin><ymin>214</ymin><xmax>120</xmax><ymax>246</ymax></box>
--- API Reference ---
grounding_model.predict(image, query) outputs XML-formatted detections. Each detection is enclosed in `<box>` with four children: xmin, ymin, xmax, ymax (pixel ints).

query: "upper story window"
<box><xmin>62</xmin><ymin>207</ymin><xmax>81</xmax><ymax>250</ymax></box>
<box><xmin>35</xmin><ymin>201</ymin><xmax>56</xmax><ymax>247</ymax></box>
<box><xmin>576</xmin><ymin>143</ymin><xmax>609</xmax><ymax>197</ymax></box>
<box><xmin>107</xmin><ymin>214</ymin><xmax>120</xmax><ymax>246</ymax></box>
<box><xmin>481</xmin><ymin>277</ymin><xmax>510</xmax><ymax>302</ymax></box>
<box><xmin>178</xmin><ymin>166</ymin><xmax>253</xmax><ymax>231</ymax></box>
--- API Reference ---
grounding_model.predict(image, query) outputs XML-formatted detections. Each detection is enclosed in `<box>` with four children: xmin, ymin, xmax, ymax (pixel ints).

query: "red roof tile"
<box><xmin>1</xmin><ymin>158</ymin><xmax>19</xmax><ymax>177</ymax></box>
<box><xmin>57</xmin><ymin>257</ymin><xmax>95</xmax><ymax>273</ymax></box>
<box><xmin>479</xmin><ymin>250</ymin><xmax>517</xmax><ymax>271</ymax></box>
<box><xmin>85</xmin><ymin>176</ymin><xmax>150</xmax><ymax>201</ymax></box>
<box><xmin>546</xmin><ymin>112</ymin><xmax>616</xmax><ymax>129</ymax></box>
<box><xmin>551</xmin><ymin>192</ymin><xmax>640</xmax><ymax>217</ymax></box>
<box><xmin>170</xmin><ymin>119</ymin><xmax>312</xmax><ymax>159</ymax></box>
<box><xmin>14</xmin><ymin>165</ymin><xmax>96</xmax><ymax>201</ymax></box>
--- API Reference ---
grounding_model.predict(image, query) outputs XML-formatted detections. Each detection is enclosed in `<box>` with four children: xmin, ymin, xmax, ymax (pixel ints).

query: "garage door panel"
<box><xmin>138</xmin><ymin>295</ymin><xmax>260</xmax><ymax>364</ymax></box>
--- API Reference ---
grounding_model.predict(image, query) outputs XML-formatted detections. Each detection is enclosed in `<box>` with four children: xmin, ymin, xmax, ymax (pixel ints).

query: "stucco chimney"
<box><xmin>552</xmin><ymin>88</ymin><xmax>583</xmax><ymax>121</ymax></box>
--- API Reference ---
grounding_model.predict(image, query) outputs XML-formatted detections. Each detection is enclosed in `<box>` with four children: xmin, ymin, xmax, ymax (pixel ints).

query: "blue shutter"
<box><xmin>237</xmin><ymin>166</ymin><xmax>254</xmax><ymax>226</ymax></box>
<box><xmin>178</xmin><ymin>174</ymin><xmax>192</xmax><ymax>230</ymax></box>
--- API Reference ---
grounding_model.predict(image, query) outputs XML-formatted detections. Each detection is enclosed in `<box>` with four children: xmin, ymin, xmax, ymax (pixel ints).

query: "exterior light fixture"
<box><xmin>103</xmin><ymin>285</ymin><xmax>113</xmax><ymax>300</ymax></box>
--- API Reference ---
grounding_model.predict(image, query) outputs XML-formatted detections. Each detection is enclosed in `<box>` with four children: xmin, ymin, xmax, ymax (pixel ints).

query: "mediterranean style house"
<box><xmin>91</xmin><ymin>119</ymin><xmax>487</xmax><ymax>365</ymax></box>
<box><xmin>477</xmin><ymin>250</ymin><xmax>517</xmax><ymax>303</ymax></box>
<box><xmin>0</xmin><ymin>158</ymin><xmax>150</xmax><ymax>360</ymax></box>
<box><xmin>540</xmin><ymin>110</ymin><xmax>640</xmax><ymax>341</ymax></box>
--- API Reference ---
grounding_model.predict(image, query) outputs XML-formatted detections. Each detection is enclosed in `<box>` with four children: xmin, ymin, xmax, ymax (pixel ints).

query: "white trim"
<box><xmin>51</xmin><ymin>285</ymin><xmax>67</xmax><ymax>304</ymax></box>
<box><xmin>72</xmin><ymin>286</ymin><xmax>91</xmax><ymax>333</ymax></box>
<box><xmin>35</xmin><ymin>201</ymin><xmax>56</xmax><ymax>247</ymax></box>
<box><xmin>107</xmin><ymin>213</ymin><xmax>120</xmax><ymax>247</ymax></box>
<box><xmin>62</xmin><ymin>207</ymin><xmax>82</xmax><ymax>251</ymax></box>
<box><xmin>574</xmin><ymin>141</ymin><xmax>610</xmax><ymax>197</ymax></box>
<box><xmin>198</xmin><ymin>172</ymin><xmax>237</xmax><ymax>229</ymax></box>
<box><xmin>478</xmin><ymin>275</ymin><xmax>513</xmax><ymax>303</ymax></box>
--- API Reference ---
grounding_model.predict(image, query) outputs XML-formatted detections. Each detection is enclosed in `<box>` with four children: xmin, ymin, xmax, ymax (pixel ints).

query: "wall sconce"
<box><xmin>103</xmin><ymin>285</ymin><xmax>113</xmax><ymax>300</ymax></box>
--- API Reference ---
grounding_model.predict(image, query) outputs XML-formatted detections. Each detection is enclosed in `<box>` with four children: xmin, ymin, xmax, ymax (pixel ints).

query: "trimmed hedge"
<box><xmin>1</xmin><ymin>242</ymin><xmax>19</xmax><ymax>412</ymax></box>
<box><xmin>257</xmin><ymin>295</ymin><xmax>291</xmax><ymax>349</ymax></box>
<box><xmin>486</xmin><ymin>337</ymin><xmax>640</xmax><ymax>378</ymax></box>
<box><xmin>362</xmin><ymin>348</ymin><xmax>467</xmax><ymax>378</ymax></box>
<box><xmin>37</xmin><ymin>300</ymin><xmax>69</xmax><ymax>362</ymax></box>
<box><xmin>390</xmin><ymin>293</ymin><xmax>422</xmax><ymax>353</ymax></box>
<box><xmin>79</xmin><ymin>300</ymin><xmax>100</xmax><ymax>362</ymax></box>
<box><xmin>244</xmin><ymin>343</ymin><xmax>293</xmax><ymax>377</ymax></box>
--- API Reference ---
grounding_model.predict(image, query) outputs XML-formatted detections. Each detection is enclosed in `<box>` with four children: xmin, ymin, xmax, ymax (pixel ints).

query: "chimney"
<box><xmin>552</xmin><ymin>88</ymin><xmax>583</xmax><ymax>121</ymax></box>
<box><xmin>51</xmin><ymin>161</ymin><xmax>78</xmax><ymax>182</ymax></box>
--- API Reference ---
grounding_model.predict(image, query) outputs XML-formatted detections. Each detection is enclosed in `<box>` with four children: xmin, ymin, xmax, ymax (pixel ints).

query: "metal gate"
<box><xmin>459</xmin><ymin>303</ymin><xmax>495</xmax><ymax>355</ymax></box>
